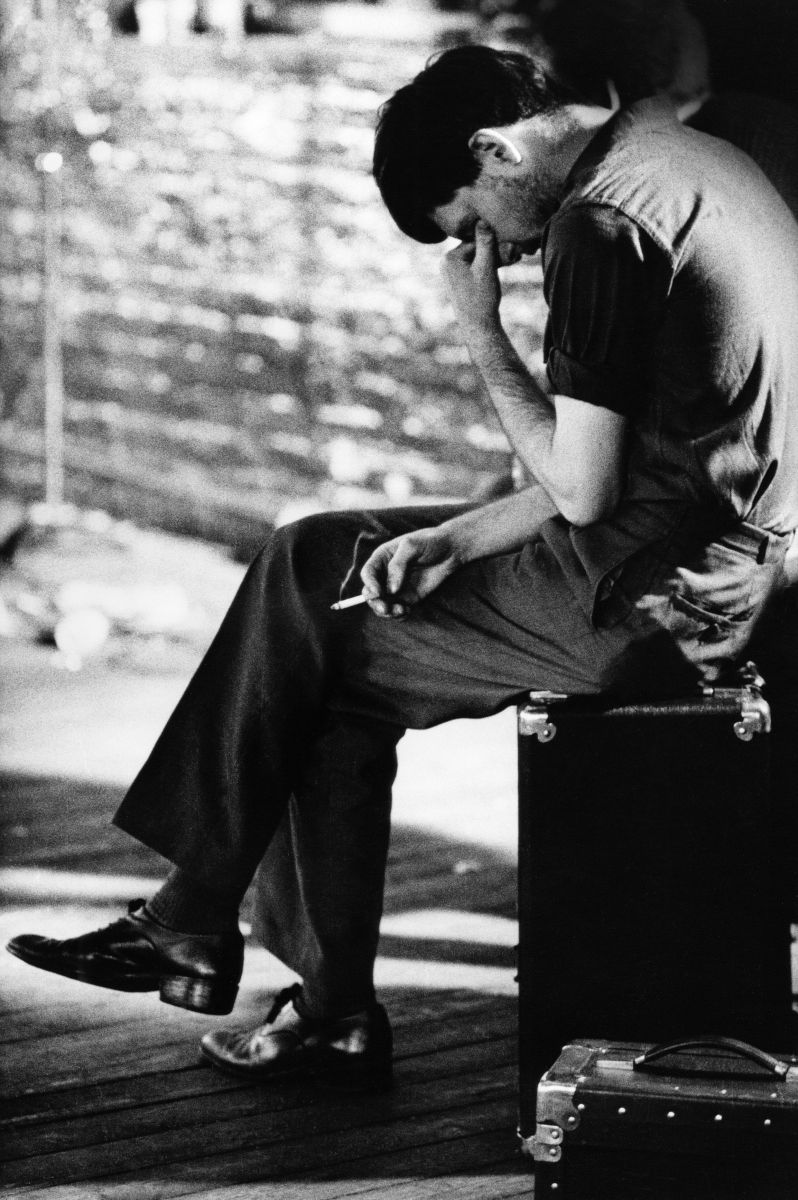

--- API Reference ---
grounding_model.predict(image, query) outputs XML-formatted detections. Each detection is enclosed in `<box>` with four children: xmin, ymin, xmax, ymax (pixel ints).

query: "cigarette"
<box><xmin>330</xmin><ymin>593</ymin><xmax>370</xmax><ymax>611</ymax></box>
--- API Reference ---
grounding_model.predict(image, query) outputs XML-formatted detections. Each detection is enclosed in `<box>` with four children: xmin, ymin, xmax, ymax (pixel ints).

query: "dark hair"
<box><xmin>374</xmin><ymin>45</ymin><xmax>574</xmax><ymax>243</ymax></box>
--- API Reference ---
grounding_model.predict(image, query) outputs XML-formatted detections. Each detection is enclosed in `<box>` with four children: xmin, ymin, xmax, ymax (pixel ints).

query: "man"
<box><xmin>7</xmin><ymin>46</ymin><xmax>798</xmax><ymax>1089</ymax></box>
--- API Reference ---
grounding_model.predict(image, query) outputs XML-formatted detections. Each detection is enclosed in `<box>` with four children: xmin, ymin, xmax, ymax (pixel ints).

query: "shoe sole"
<box><xmin>6</xmin><ymin>941</ymin><xmax>238</xmax><ymax>1015</ymax></box>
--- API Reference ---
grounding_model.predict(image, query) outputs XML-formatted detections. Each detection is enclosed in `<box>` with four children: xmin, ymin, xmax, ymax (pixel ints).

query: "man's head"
<box><xmin>373</xmin><ymin>45</ymin><xmax>579</xmax><ymax>247</ymax></box>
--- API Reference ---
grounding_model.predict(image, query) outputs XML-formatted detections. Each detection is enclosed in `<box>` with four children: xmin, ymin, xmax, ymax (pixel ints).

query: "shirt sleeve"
<box><xmin>542</xmin><ymin>203</ymin><xmax>672</xmax><ymax>416</ymax></box>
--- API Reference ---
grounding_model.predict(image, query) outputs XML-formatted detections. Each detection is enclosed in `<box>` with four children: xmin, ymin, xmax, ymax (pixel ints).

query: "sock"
<box><xmin>145</xmin><ymin>866</ymin><xmax>240</xmax><ymax>935</ymax></box>
<box><xmin>296</xmin><ymin>985</ymin><xmax>375</xmax><ymax>1022</ymax></box>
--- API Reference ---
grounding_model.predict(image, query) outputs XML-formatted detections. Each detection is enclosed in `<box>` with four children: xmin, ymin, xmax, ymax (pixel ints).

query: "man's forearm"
<box><xmin>465</xmin><ymin>321</ymin><xmax>625</xmax><ymax>526</ymax></box>
<box><xmin>440</xmin><ymin>485</ymin><xmax>558</xmax><ymax>563</ymax></box>
<box><xmin>467</xmin><ymin>324</ymin><xmax>556</xmax><ymax>489</ymax></box>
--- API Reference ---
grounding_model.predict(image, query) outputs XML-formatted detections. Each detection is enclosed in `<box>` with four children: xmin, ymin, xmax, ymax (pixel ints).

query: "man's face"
<box><xmin>429</xmin><ymin>156</ymin><xmax>560</xmax><ymax>255</ymax></box>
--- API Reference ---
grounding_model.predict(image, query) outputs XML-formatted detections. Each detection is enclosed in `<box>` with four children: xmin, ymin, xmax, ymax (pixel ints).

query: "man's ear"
<box><xmin>468</xmin><ymin>128</ymin><xmax>523</xmax><ymax>170</ymax></box>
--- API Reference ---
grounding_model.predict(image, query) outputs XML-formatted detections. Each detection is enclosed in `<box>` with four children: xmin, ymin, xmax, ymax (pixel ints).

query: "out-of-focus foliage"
<box><xmin>1</xmin><ymin>8</ymin><xmax>548</xmax><ymax>552</ymax></box>
<box><xmin>1</xmin><ymin>0</ymin><xmax>118</xmax><ymax>155</ymax></box>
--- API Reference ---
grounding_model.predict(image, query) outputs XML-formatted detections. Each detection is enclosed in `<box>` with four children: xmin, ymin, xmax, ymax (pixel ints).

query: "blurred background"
<box><xmin>0</xmin><ymin>0</ymin><xmax>549</xmax><ymax>561</ymax></box>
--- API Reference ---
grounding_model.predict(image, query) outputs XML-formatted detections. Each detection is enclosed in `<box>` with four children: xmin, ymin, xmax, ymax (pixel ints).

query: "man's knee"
<box><xmin>249</xmin><ymin>511</ymin><xmax>362</xmax><ymax>588</ymax></box>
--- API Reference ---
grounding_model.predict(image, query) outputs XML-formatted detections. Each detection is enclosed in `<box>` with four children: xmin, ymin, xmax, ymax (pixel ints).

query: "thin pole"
<box><xmin>39</xmin><ymin>0</ymin><xmax>65</xmax><ymax>508</ymax></box>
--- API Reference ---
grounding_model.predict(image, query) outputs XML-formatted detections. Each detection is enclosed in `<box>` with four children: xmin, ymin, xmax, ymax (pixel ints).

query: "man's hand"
<box><xmin>360</xmin><ymin>526</ymin><xmax>464</xmax><ymax>618</ymax></box>
<box><xmin>356</xmin><ymin>487</ymin><xmax>560</xmax><ymax>618</ymax></box>
<box><xmin>443</xmin><ymin>222</ymin><xmax>519</xmax><ymax>339</ymax></box>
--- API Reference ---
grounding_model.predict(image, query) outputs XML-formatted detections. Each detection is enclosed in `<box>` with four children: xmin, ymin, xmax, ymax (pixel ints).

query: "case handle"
<box><xmin>632</xmin><ymin>1037</ymin><xmax>790</xmax><ymax>1078</ymax></box>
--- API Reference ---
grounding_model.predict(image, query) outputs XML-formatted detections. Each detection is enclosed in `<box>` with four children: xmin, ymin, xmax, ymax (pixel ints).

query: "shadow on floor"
<box><xmin>1</xmin><ymin>769</ymin><xmax>517</xmax><ymax>963</ymax></box>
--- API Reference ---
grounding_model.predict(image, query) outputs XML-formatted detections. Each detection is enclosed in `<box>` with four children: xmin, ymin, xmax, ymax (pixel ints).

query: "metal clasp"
<box><xmin>518</xmin><ymin>691</ymin><xmax>568</xmax><ymax>742</ymax></box>
<box><xmin>704</xmin><ymin>665</ymin><xmax>771</xmax><ymax>742</ymax></box>
<box><xmin>734</xmin><ymin>688</ymin><xmax>771</xmax><ymax>741</ymax></box>
<box><xmin>518</xmin><ymin>709</ymin><xmax>558</xmax><ymax>742</ymax></box>
<box><xmin>523</xmin><ymin>1123</ymin><xmax>564</xmax><ymax>1162</ymax></box>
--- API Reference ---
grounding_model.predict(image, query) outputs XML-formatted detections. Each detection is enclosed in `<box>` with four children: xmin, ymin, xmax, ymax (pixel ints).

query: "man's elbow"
<box><xmin>558</xmin><ymin>480</ymin><xmax>622</xmax><ymax>527</ymax></box>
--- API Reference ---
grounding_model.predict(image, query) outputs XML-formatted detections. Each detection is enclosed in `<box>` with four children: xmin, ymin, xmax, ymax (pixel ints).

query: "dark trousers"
<box><xmin>114</xmin><ymin>505</ymin><xmax>787</xmax><ymax>1012</ymax></box>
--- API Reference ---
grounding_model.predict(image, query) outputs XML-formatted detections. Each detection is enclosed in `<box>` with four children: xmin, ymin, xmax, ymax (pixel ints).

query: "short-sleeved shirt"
<box><xmin>539</xmin><ymin>97</ymin><xmax>798</xmax><ymax>613</ymax></box>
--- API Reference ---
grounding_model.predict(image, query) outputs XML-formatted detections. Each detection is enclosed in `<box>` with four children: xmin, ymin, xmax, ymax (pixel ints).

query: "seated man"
<box><xmin>7</xmin><ymin>45</ymin><xmax>798</xmax><ymax>1090</ymax></box>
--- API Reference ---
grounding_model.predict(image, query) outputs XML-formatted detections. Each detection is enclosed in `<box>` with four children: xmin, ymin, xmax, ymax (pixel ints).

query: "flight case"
<box><xmin>526</xmin><ymin>1036</ymin><xmax>798</xmax><ymax>1200</ymax></box>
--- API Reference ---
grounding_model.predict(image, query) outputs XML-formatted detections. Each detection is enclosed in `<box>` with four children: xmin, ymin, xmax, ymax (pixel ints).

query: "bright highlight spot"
<box><xmin>36</xmin><ymin>152</ymin><xmax>63</xmax><ymax>174</ymax></box>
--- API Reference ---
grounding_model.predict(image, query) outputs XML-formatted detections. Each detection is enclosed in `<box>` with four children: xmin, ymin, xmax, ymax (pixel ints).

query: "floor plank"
<box><xmin>0</xmin><ymin>1083</ymin><xmax>520</xmax><ymax>1187</ymax></box>
<box><xmin>1</xmin><ymin>1029</ymin><xmax>517</xmax><ymax>1158</ymax></box>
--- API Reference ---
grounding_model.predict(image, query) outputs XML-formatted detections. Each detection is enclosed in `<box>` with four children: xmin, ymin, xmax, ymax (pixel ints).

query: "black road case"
<box><xmin>526</xmin><ymin>1037</ymin><xmax>798</xmax><ymax>1200</ymax></box>
<box><xmin>517</xmin><ymin>667</ymin><xmax>796</xmax><ymax>1145</ymax></box>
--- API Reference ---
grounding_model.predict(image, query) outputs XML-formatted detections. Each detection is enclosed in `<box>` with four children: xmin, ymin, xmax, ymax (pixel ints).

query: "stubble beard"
<box><xmin>515</xmin><ymin>167</ymin><xmax>562</xmax><ymax>240</ymax></box>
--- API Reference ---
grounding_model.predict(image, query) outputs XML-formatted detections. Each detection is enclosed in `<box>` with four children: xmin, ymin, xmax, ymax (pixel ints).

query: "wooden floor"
<box><xmin>0</xmin><ymin>771</ymin><xmax>532</xmax><ymax>1198</ymax></box>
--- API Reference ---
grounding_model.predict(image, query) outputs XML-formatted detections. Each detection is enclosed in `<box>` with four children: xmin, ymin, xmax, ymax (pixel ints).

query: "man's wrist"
<box><xmin>437</xmin><ymin>513</ymin><xmax>481</xmax><ymax>565</ymax></box>
<box><xmin>463</xmin><ymin>322</ymin><xmax>511</xmax><ymax>368</ymax></box>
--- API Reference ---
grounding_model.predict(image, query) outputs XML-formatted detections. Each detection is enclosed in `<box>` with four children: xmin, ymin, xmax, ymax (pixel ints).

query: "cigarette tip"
<box><xmin>330</xmin><ymin>593</ymin><xmax>370</xmax><ymax>610</ymax></box>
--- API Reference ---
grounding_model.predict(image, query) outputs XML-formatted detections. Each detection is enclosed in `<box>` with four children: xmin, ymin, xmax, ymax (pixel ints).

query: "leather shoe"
<box><xmin>199</xmin><ymin>983</ymin><xmax>393</xmax><ymax>1089</ymax></box>
<box><xmin>6</xmin><ymin>901</ymin><xmax>244</xmax><ymax>1015</ymax></box>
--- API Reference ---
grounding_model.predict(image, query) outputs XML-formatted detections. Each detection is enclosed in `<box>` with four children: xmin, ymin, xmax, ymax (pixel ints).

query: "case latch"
<box><xmin>733</xmin><ymin>687</ymin><xmax>771</xmax><ymax>741</ymax></box>
<box><xmin>522</xmin><ymin>1122</ymin><xmax>564</xmax><ymax>1162</ymax></box>
<box><xmin>703</xmin><ymin>663</ymin><xmax>771</xmax><ymax>742</ymax></box>
<box><xmin>518</xmin><ymin>691</ymin><xmax>568</xmax><ymax>742</ymax></box>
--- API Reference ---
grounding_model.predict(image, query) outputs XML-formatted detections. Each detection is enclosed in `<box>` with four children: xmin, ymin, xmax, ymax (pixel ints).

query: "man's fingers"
<box><xmin>473</xmin><ymin>222</ymin><xmax>499</xmax><ymax>277</ymax></box>
<box><xmin>446</xmin><ymin>241</ymin><xmax>475</xmax><ymax>267</ymax></box>
<box><xmin>360</xmin><ymin>544</ymin><xmax>391</xmax><ymax>596</ymax></box>
<box><xmin>360</xmin><ymin>538</ymin><xmax>418</xmax><ymax>605</ymax></box>
<box><xmin>367</xmin><ymin>599</ymin><xmax>408</xmax><ymax>619</ymax></box>
<box><xmin>475</xmin><ymin>220</ymin><xmax>496</xmax><ymax>253</ymax></box>
<box><xmin>360</xmin><ymin>528</ymin><xmax>448</xmax><ymax>615</ymax></box>
<box><xmin>385</xmin><ymin>539</ymin><xmax>417</xmax><ymax>594</ymax></box>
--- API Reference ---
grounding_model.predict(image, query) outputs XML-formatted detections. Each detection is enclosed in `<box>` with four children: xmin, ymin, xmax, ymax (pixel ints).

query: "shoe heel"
<box><xmin>160</xmin><ymin>975</ymin><xmax>238</xmax><ymax>1015</ymax></box>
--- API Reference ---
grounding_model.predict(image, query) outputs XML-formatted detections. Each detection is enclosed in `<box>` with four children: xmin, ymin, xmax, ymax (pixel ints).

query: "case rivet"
<box><xmin>667</xmin><ymin>1111</ymin><xmax>676</xmax><ymax>1119</ymax></box>
<box><xmin>577</xmin><ymin>1103</ymin><xmax>586</xmax><ymax>1111</ymax></box>
<box><xmin>549</xmin><ymin>1148</ymin><xmax>558</xmax><ymax>1158</ymax></box>
<box><xmin>567</xmin><ymin>1116</ymin><xmax>577</xmax><ymax>1125</ymax></box>
<box><xmin>720</xmin><ymin>1089</ymin><xmax>727</xmax><ymax>1096</ymax></box>
<box><xmin>714</xmin><ymin>1114</ymin><xmax>723</xmax><ymax>1122</ymax></box>
<box><xmin>764</xmin><ymin>1119</ymin><xmax>772</xmax><ymax>1127</ymax></box>
<box><xmin>617</xmin><ymin>1107</ymin><xmax>627</xmax><ymax>1115</ymax></box>
<box><xmin>770</xmin><ymin>1093</ymin><xmax>778</xmax><ymax>1099</ymax></box>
